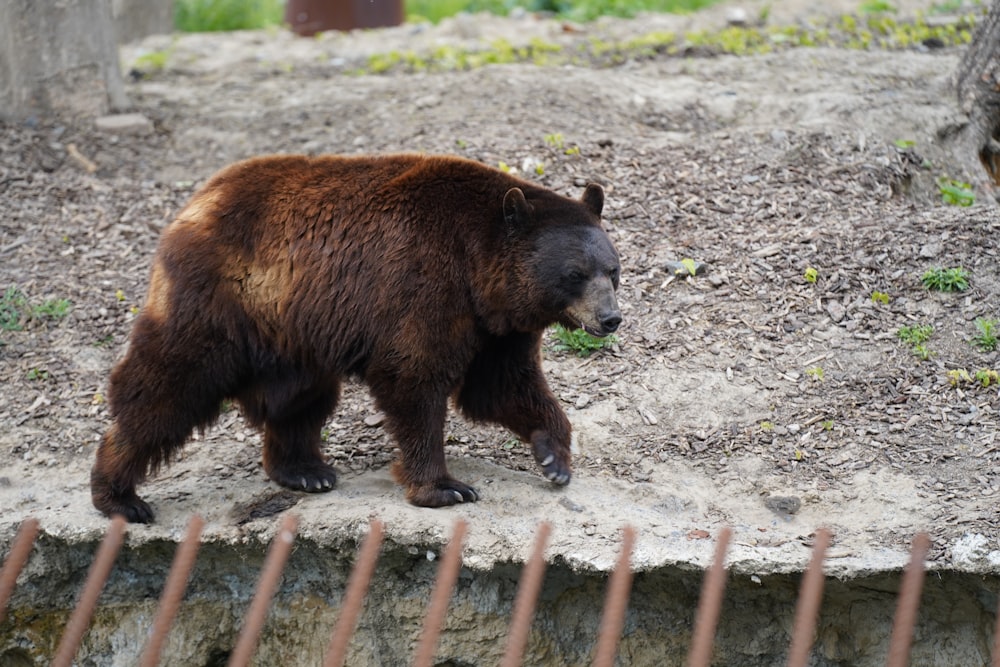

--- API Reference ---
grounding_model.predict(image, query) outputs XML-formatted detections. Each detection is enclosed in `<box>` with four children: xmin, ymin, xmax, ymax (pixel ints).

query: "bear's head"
<box><xmin>503</xmin><ymin>183</ymin><xmax>622</xmax><ymax>338</ymax></box>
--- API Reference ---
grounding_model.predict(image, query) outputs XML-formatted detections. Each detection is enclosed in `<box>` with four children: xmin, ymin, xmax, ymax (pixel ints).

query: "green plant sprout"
<box><xmin>937</xmin><ymin>177</ymin><xmax>975</xmax><ymax>206</ymax></box>
<box><xmin>805</xmin><ymin>366</ymin><xmax>824</xmax><ymax>381</ymax></box>
<box><xmin>976</xmin><ymin>369</ymin><xmax>1000</xmax><ymax>387</ymax></box>
<box><xmin>550</xmin><ymin>323</ymin><xmax>618</xmax><ymax>357</ymax></box>
<box><xmin>972</xmin><ymin>317</ymin><xmax>998</xmax><ymax>352</ymax></box>
<box><xmin>803</xmin><ymin>267</ymin><xmax>818</xmax><ymax>283</ymax></box>
<box><xmin>544</xmin><ymin>133</ymin><xmax>565</xmax><ymax>149</ymax></box>
<box><xmin>871</xmin><ymin>291</ymin><xmax>890</xmax><ymax>304</ymax></box>
<box><xmin>680</xmin><ymin>258</ymin><xmax>699</xmax><ymax>276</ymax></box>
<box><xmin>948</xmin><ymin>368</ymin><xmax>1000</xmax><ymax>388</ymax></box>
<box><xmin>921</xmin><ymin>266</ymin><xmax>970</xmax><ymax>292</ymax></box>
<box><xmin>893</xmin><ymin>139</ymin><xmax>915</xmax><ymax>149</ymax></box>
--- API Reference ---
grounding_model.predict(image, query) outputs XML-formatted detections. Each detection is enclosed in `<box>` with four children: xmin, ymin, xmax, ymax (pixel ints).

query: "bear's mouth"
<box><xmin>562</xmin><ymin>311</ymin><xmax>612</xmax><ymax>338</ymax></box>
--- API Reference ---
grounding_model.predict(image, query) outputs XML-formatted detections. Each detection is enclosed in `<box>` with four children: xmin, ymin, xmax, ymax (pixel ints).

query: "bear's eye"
<box><xmin>566</xmin><ymin>269</ymin><xmax>588</xmax><ymax>284</ymax></box>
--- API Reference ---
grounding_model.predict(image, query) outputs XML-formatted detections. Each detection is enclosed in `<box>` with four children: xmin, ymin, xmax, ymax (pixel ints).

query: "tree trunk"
<box><xmin>953</xmin><ymin>0</ymin><xmax>1000</xmax><ymax>201</ymax></box>
<box><xmin>0</xmin><ymin>0</ymin><xmax>128</xmax><ymax>121</ymax></box>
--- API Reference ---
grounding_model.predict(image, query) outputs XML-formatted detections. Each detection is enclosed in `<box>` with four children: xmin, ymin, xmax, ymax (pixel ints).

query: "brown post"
<box><xmin>285</xmin><ymin>0</ymin><xmax>403</xmax><ymax>36</ymax></box>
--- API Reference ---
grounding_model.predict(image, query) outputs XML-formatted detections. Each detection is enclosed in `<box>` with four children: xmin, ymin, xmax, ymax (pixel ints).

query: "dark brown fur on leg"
<box><xmin>456</xmin><ymin>332</ymin><xmax>573</xmax><ymax>485</ymax></box>
<box><xmin>374</xmin><ymin>375</ymin><xmax>479</xmax><ymax>507</ymax></box>
<box><xmin>240</xmin><ymin>376</ymin><xmax>340</xmax><ymax>493</ymax></box>
<box><xmin>91</xmin><ymin>427</ymin><xmax>156</xmax><ymax>523</ymax></box>
<box><xmin>91</xmin><ymin>315</ymin><xmax>240</xmax><ymax>522</ymax></box>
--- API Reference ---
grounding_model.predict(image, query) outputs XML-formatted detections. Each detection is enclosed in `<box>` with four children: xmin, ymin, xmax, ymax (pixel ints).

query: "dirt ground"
<box><xmin>1</xmin><ymin>1</ymin><xmax>998</xmax><ymax>576</ymax></box>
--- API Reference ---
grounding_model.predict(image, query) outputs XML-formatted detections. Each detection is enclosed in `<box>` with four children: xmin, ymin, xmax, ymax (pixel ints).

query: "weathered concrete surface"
<box><xmin>2</xmin><ymin>523</ymin><xmax>999</xmax><ymax>666</ymax></box>
<box><xmin>2</xmin><ymin>458</ymin><xmax>1000</xmax><ymax>666</ymax></box>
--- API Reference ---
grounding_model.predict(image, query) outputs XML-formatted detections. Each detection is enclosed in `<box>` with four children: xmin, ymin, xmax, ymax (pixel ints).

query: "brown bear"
<box><xmin>90</xmin><ymin>153</ymin><xmax>622</xmax><ymax>523</ymax></box>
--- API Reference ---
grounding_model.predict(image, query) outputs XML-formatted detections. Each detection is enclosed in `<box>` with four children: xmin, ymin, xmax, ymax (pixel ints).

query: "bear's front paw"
<box><xmin>530</xmin><ymin>430</ymin><xmax>572</xmax><ymax>486</ymax></box>
<box><xmin>267</xmin><ymin>462</ymin><xmax>338</xmax><ymax>493</ymax></box>
<box><xmin>407</xmin><ymin>478</ymin><xmax>480</xmax><ymax>507</ymax></box>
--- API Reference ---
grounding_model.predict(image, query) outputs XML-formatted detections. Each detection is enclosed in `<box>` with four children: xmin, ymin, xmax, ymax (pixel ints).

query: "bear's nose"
<box><xmin>600</xmin><ymin>312</ymin><xmax>622</xmax><ymax>334</ymax></box>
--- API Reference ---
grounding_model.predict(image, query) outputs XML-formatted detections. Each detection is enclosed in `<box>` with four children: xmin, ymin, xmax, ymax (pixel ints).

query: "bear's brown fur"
<box><xmin>90</xmin><ymin>153</ymin><xmax>621</xmax><ymax>522</ymax></box>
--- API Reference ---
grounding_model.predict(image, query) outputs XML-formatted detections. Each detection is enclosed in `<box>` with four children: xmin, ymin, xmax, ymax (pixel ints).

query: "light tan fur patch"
<box><xmin>143</xmin><ymin>261</ymin><xmax>171</xmax><ymax>322</ymax></box>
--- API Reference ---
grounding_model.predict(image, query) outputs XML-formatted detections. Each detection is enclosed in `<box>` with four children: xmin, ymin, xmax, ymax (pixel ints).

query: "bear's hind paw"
<box><xmin>94</xmin><ymin>494</ymin><xmax>155</xmax><ymax>524</ymax></box>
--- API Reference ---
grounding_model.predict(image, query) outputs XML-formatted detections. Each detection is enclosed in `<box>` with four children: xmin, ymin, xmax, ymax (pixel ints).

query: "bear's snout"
<box><xmin>598</xmin><ymin>310</ymin><xmax>622</xmax><ymax>335</ymax></box>
<box><xmin>565</xmin><ymin>274</ymin><xmax>621</xmax><ymax>338</ymax></box>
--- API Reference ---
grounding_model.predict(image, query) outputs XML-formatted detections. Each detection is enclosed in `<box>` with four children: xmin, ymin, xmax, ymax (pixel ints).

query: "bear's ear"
<box><xmin>582</xmin><ymin>183</ymin><xmax>604</xmax><ymax>216</ymax></box>
<box><xmin>503</xmin><ymin>187</ymin><xmax>532</xmax><ymax>230</ymax></box>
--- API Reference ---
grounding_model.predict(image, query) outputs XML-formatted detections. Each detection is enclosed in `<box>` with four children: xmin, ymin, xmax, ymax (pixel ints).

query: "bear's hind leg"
<box><xmin>371</xmin><ymin>380</ymin><xmax>478</xmax><ymax>507</ymax></box>
<box><xmin>251</xmin><ymin>378</ymin><xmax>339</xmax><ymax>493</ymax></box>
<box><xmin>91</xmin><ymin>334</ymin><xmax>236</xmax><ymax>522</ymax></box>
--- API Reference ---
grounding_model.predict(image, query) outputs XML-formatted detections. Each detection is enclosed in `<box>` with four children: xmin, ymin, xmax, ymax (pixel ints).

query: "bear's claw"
<box><xmin>408</xmin><ymin>478</ymin><xmax>480</xmax><ymax>507</ymax></box>
<box><xmin>545</xmin><ymin>469</ymin><xmax>571</xmax><ymax>485</ymax></box>
<box><xmin>531</xmin><ymin>431</ymin><xmax>572</xmax><ymax>487</ymax></box>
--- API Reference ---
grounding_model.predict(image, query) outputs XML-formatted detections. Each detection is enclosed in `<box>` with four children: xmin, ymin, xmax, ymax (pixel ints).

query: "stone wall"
<box><xmin>2</xmin><ymin>534</ymin><xmax>998</xmax><ymax>665</ymax></box>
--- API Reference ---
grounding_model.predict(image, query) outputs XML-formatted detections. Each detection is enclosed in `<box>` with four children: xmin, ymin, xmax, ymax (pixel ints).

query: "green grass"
<box><xmin>0</xmin><ymin>287</ymin><xmax>71</xmax><ymax>336</ymax></box>
<box><xmin>408</xmin><ymin>0</ymin><xmax>720</xmax><ymax>23</ymax></box>
<box><xmin>32</xmin><ymin>298</ymin><xmax>71</xmax><ymax>320</ymax></box>
<box><xmin>550</xmin><ymin>323</ymin><xmax>618</xmax><ymax>356</ymax></box>
<box><xmin>897</xmin><ymin>324</ymin><xmax>935</xmax><ymax>360</ymax></box>
<box><xmin>174</xmin><ymin>0</ymin><xmax>723</xmax><ymax>30</ymax></box>
<box><xmin>1</xmin><ymin>287</ymin><xmax>27</xmax><ymax>332</ymax></box>
<box><xmin>921</xmin><ymin>266</ymin><xmax>970</xmax><ymax>292</ymax></box>
<box><xmin>175</xmin><ymin>0</ymin><xmax>284</xmax><ymax>32</ymax></box>
<box><xmin>897</xmin><ymin>324</ymin><xmax>934</xmax><ymax>346</ymax></box>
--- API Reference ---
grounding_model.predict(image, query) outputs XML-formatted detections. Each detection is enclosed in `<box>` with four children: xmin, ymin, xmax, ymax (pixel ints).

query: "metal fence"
<box><xmin>0</xmin><ymin>516</ymin><xmax>987</xmax><ymax>666</ymax></box>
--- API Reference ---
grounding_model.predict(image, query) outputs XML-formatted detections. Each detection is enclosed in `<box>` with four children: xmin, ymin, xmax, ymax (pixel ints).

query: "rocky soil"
<box><xmin>1</xmin><ymin>0</ymin><xmax>999</xmax><ymax>585</ymax></box>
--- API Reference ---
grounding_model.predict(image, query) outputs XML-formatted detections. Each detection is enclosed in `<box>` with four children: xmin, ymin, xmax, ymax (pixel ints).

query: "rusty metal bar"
<box><xmin>886</xmin><ymin>532</ymin><xmax>930</xmax><ymax>667</ymax></box>
<box><xmin>686</xmin><ymin>526</ymin><xmax>733</xmax><ymax>667</ymax></box>
<box><xmin>52</xmin><ymin>516</ymin><xmax>127</xmax><ymax>667</ymax></box>
<box><xmin>591</xmin><ymin>524</ymin><xmax>638</xmax><ymax>667</ymax></box>
<box><xmin>323</xmin><ymin>519</ymin><xmax>386</xmax><ymax>667</ymax></box>
<box><xmin>786</xmin><ymin>528</ymin><xmax>832</xmax><ymax>667</ymax></box>
<box><xmin>0</xmin><ymin>517</ymin><xmax>39</xmax><ymax>624</ymax></box>
<box><xmin>227</xmin><ymin>513</ymin><xmax>299</xmax><ymax>667</ymax></box>
<box><xmin>500</xmin><ymin>521</ymin><xmax>552</xmax><ymax>667</ymax></box>
<box><xmin>139</xmin><ymin>514</ymin><xmax>205</xmax><ymax>667</ymax></box>
<box><xmin>992</xmin><ymin>574</ymin><xmax>1000</xmax><ymax>667</ymax></box>
<box><xmin>412</xmin><ymin>518</ymin><xmax>468</xmax><ymax>667</ymax></box>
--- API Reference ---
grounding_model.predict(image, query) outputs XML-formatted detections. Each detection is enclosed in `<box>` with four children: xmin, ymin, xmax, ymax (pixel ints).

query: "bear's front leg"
<box><xmin>457</xmin><ymin>332</ymin><xmax>573</xmax><ymax>487</ymax></box>
<box><xmin>373</xmin><ymin>381</ymin><xmax>479</xmax><ymax>507</ymax></box>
